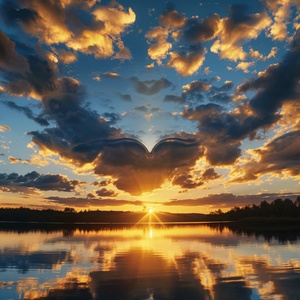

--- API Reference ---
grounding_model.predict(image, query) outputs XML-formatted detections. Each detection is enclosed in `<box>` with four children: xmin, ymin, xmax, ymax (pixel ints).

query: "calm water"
<box><xmin>0</xmin><ymin>223</ymin><xmax>300</xmax><ymax>300</ymax></box>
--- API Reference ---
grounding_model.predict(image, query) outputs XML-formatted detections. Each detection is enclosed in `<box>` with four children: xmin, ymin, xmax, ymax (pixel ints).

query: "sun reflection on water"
<box><xmin>0</xmin><ymin>225</ymin><xmax>300</xmax><ymax>300</ymax></box>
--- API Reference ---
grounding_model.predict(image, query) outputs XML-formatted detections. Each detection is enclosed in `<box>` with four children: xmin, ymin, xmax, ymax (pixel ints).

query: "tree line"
<box><xmin>208</xmin><ymin>197</ymin><xmax>300</xmax><ymax>220</ymax></box>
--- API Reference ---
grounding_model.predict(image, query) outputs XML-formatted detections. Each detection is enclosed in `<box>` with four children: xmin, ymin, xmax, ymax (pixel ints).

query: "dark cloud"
<box><xmin>92</xmin><ymin>180</ymin><xmax>111</xmax><ymax>187</ymax></box>
<box><xmin>119</xmin><ymin>93</ymin><xmax>132</xmax><ymax>102</ymax></box>
<box><xmin>182</xmin><ymin>80</ymin><xmax>211</xmax><ymax>102</ymax></box>
<box><xmin>172</xmin><ymin>167</ymin><xmax>221</xmax><ymax>189</ymax></box>
<box><xmin>0</xmin><ymin>30</ymin><xmax>29</xmax><ymax>73</ymax></box>
<box><xmin>232</xmin><ymin>130</ymin><xmax>300</xmax><ymax>183</ymax></box>
<box><xmin>163</xmin><ymin>94</ymin><xmax>184</xmax><ymax>103</ymax></box>
<box><xmin>210</xmin><ymin>4</ymin><xmax>271</xmax><ymax>61</ymax></box>
<box><xmin>165</xmin><ymin>193</ymin><xmax>300</xmax><ymax>208</ymax></box>
<box><xmin>0</xmin><ymin>31</ymin><xmax>58</xmax><ymax>99</ymax></box>
<box><xmin>202</xmin><ymin>168</ymin><xmax>221</xmax><ymax>181</ymax></box>
<box><xmin>95</xmin><ymin>188</ymin><xmax>118</xmax><ymax>197</ymax></box>
<box><xmin>46</xmin><ymin>196</ymin><xmax>143</xmax><ymax>207</ymax></box>
<box><xmin>237</xmin><ymin>29</ymin><xmax>300</xmax><ymax>121</ymax></box>
<box><xmin>182</xmin><ymin>26</ymin><xmax>300</xmax><ymax>167</ymax></box>
<box><xmin>3</xmin><ymin>100</ymin><xmax>49</xmax><ymax>126</ymax></box>
<box><xmin>134</xmin><ymin>106</ymin><xmax>148</xmax><ymax>112</ymax></box>
<box><xmin>172</xmin><ymin>174</ymin><xmax>204</xmax><ymax>189</ymax></box>
<box><xmin>158</xmin><ymin>5</ymin><xmax>186</xmax><ymax>28</ymax></box>
<box><xmin>0</xmin><ymin>0</ymin><xmax>135</xmax><ymax>60</ymax></box>
<box><xmin>181</xmin><ymin>13</ymin><xmax>220</xmax><ymax>43</ymax></box>
<box><xmin>88</xmin><ymin>138</ymin><xmax>203</xmax><ymax>195</ymax></box>
<box><xmin>131</xmin><ymin>77</ymin><xmax>172</xmax><ymax>95</ymax></box>
<box><xmin>102</xmin><ymin>112</ymin><xmax>121</xmax><ymax>124</ymax></box>
<box><xmin>183</xmin><ymin>104</ymin><xmax>242</xmax><ymax>165</ymax></box>
<box><xmin>0</xmin><ymin>0</ymin><xmax>39</xmax><ymax>28</ymax></box>
<box><xmin>0</xmin><ymin>171</ymin><xmax>82</xmax><ymax>193</ymax></box>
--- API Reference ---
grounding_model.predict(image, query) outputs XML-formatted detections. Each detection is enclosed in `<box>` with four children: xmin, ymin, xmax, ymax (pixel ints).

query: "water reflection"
<box><xmin>0</xmin><ymin>224</ymin><xmax>299</xmax><ymax>299</ymax></box>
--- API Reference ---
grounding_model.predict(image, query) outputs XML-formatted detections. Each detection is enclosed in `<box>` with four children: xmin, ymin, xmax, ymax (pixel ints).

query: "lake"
<box><xmin>0</xmin><ymin>223</ymin><xmax>300</xmax><ymax>300</ymax></box>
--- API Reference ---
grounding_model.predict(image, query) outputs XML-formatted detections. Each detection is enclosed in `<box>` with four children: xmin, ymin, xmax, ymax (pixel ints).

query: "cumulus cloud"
<box><xmin>0</xmin><ymin>171</ymin><xmax>83</xmax><ymax>194</ymax></box>
<box><xmin>0</xmin><ymin>0</ymin><xmax>136</xmax><ymax>60</ymax></box>
<box><xmin>266</xmin><ymin>0</ymin><xmax>293</xmax><ymax>41</ymax></box>
<box><xmin>172</xmin><ymin>168</ymin><xmax>221</xmax><ymax>190</ymax></box>
<box><xmin>182</xmin><ymin>80</ymin><xmax>211</xmax><ymax>101</ymax></box>
<box><xmin>180</xmin><ymin>28</ymin><xmax>300</xmax><ymax>169</ymax></box>
<box><xmin>146</xmin><ymin>5</ymin><xmax>219</xmax><ymax>76</ymax></box>
<box><xmin>249</xmin><ymin>47</ymin><xmax>277</xmax><ymax>60</ymax></box>
<box><xmin>211</xmin><ymin>5</ymin><xmax>271</xmax><ymax>61</ymax></box>
<box><xmin>145</xmin><ymin>26</ymin><xmax>172</xmax><ymax>63</ymax></box>
<box><xmin>167</xmin><ymin>46</ymin><xmax>206</xmax><ymax>76</ymax></box>
<box><xmin>88</xmin><ymin>138</ymin><xmax>203</xmax><ymax>195</ymax></box>
<box><xmin>0</xmin><ymin>30</ymin><xmax>29</xmax><ymax>73</ymax></box>
<box><xmin>158</xmin><ymin>4</ymin><xmax>186</xmax><ymax>28</ymax></box>
<box><xmin>236</xmin><ymin>28</ymin><xmax>300</xmax><ymax>120</ymax></box>
<box><xmin>95</xmin><ymin>188</ymin><xmax>118</xmax><ymax>197</ymax></box>
<box><xmin>231</xmin><ymin>130</ymin><xmax>300</xmax><ymax>183</ymax></box>
<box><xmin>180</xmin><ymin>14</ymin><xmax>220</xmax><ymax>43</ymax></box>
<box><xmin>58</xmin><ymin>49</ymin><xmax>77</xmax><ymax>64</ymax></box>
<box><xmin>235</xmin><ymin>61</ymin><xmax>255</xmax><ymax>73</ymax></box>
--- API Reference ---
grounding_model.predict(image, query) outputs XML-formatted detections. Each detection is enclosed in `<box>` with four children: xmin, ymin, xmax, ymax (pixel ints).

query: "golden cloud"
<box><xmin>167</xmin><ymin>48</ymin><xmax>206</xmax><ymax>76</ymax></box>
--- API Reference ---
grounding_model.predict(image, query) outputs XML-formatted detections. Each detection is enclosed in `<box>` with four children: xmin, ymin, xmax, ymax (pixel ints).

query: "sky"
<box><xmin>0</xmin><ymin>0</ymin><xmax>299</xmax><ymax>214</ymax></box>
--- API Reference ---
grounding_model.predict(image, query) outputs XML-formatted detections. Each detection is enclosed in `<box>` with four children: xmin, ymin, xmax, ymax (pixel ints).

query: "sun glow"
<box><xmin>148</xmin><ymin>206</ymin><xmax>154</xmax><ymax>214</ymax></box>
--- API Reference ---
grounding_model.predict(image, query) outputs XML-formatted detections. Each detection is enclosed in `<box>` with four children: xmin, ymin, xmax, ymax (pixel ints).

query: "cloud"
<box><xmin>0</xmin><ymin>32</ymin><xmax>59</xmax><ymax>100</ymax></box>
<box><xmin>102</xmin><ymin>112</ymin><xmax>121</xmax><ymax>124</ymax></box>
<box><xmin>146</xmin><ymin>6</ymin><xmax>219</xmax><ymax>76</ymax></box>
<box><xmin>145</xmin><ymin>26</ymin><xmax>172</xmax><ymax>63</ymax></box>
<box><xmin>180</xmin><ymin>28</ymin><xmax>300</xmax><ymax>169</ymax></box>
<box><xmin>103</xmin><ymin>72</ymin><xmax>121</xmax><ymax>78</ymax></box>
<box><xmin>249</xmin><ymin>47</ymin><xmax>278</xmax><ymax>60</ymax></box>
<box><xmin>167</xmin><ymin>46</ymin><xmax>206</xmax><ymax>76</ymax></box>
<box><xmin>164</xmin><ymin>192</ymin><xmax>300</xmax><ymax>208</ymax></box>
<box><xmin>89</xmin><ymin>138</ymin><xmax>203</xmax><ymax>195</ymax></box>
<box><xmin>0</xmin><ymin>30</ymin><xmax>29</xmax><ymax>73</ymax></box>
<box><xmin>235</xmin><ymin>61</ymin><xmax>255</xmax><ymax>73</ymax></box>
<box><xmin>236</xmin><ymin>28</ymin><xmax>300</xmax><ymax>120</ymax></box>
<box><xmin>180</xmin><ymin>13</ymin><xmax>220</xmax><ymax>43</ymax></box>
<box><xmin>0</xmin><ymin>0</ymin><xmax>136</xmax><ymax>60</ymax></box>
<box><xmin>182</xmin><ymin>80</ymin><xmax>211</xmax><ymax>101</ymax></box>
<box><xmin>134</xmin><ymin>106</ymin><xmax>148</xmax><ymax>113</ymax></box>
<box><xmin>231</xmin><ymin>130</ymin><xmax>300</xmax><ymax>183</ymax></box>
<box><xmin>95</xmin><ymin>188</ymin><xmax>118</xmax><ymax>197</ymax></box>
<box><xmin>158</xmin><ymin>5</ymin><xmax>186</xmax><ymax>28</ymax></box>
<box><xmin>163</xmin><ymin>95</ymin><xmax>184</xmax><ymax>104</ymax></box>
<box><xmin>58</xmin><ymin>49</ymin><xmax>77</xmax><ymax>64</ymax></box>
<box><xmin>3</xmin><ymin>101</ymin><xmax>49</xmax><ymax>126</ymax></box>
<box><xmin>265</xmin><ymin>0</ymin><xmax>299</xmax><ymax>41</ymax></box>
<box><xmin>119</xmin><ymin>93</ymin><xmax>132</xmax><ymax>102</ymax></box>
<box><xmin>0</xmin><ymin>171</ymin><xmax>83</xmax><ymax>194</ymax></box>
<box><xmin>46</xmin><ymin>196</ymin><xmax>143</xmax><ymax>207</ymax></box>
<box><xmin>0</xmin><ymin>125</ymin><xmax>10</xmax><ymax>132</ymax></box>
<box><xmin>131</xmin><ymin>77</ymin><xmax>172</xmax><ymax>95</ymax></box>
<box><xmin>211</xmin><ymin>5</ymin><xmax>271</xmax><ymax>61</ymax></box>
<box><xmin>172</xmin><ymin>168</ymin><xmax>221</xmax><ymax>190</ymax></box>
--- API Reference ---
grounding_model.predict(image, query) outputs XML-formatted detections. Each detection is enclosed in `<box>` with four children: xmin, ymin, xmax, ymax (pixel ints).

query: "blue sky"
<box><xmin>0</xmin><ymin>0</ymin><xmax>299</xmax><ymax>213</ymax></box>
